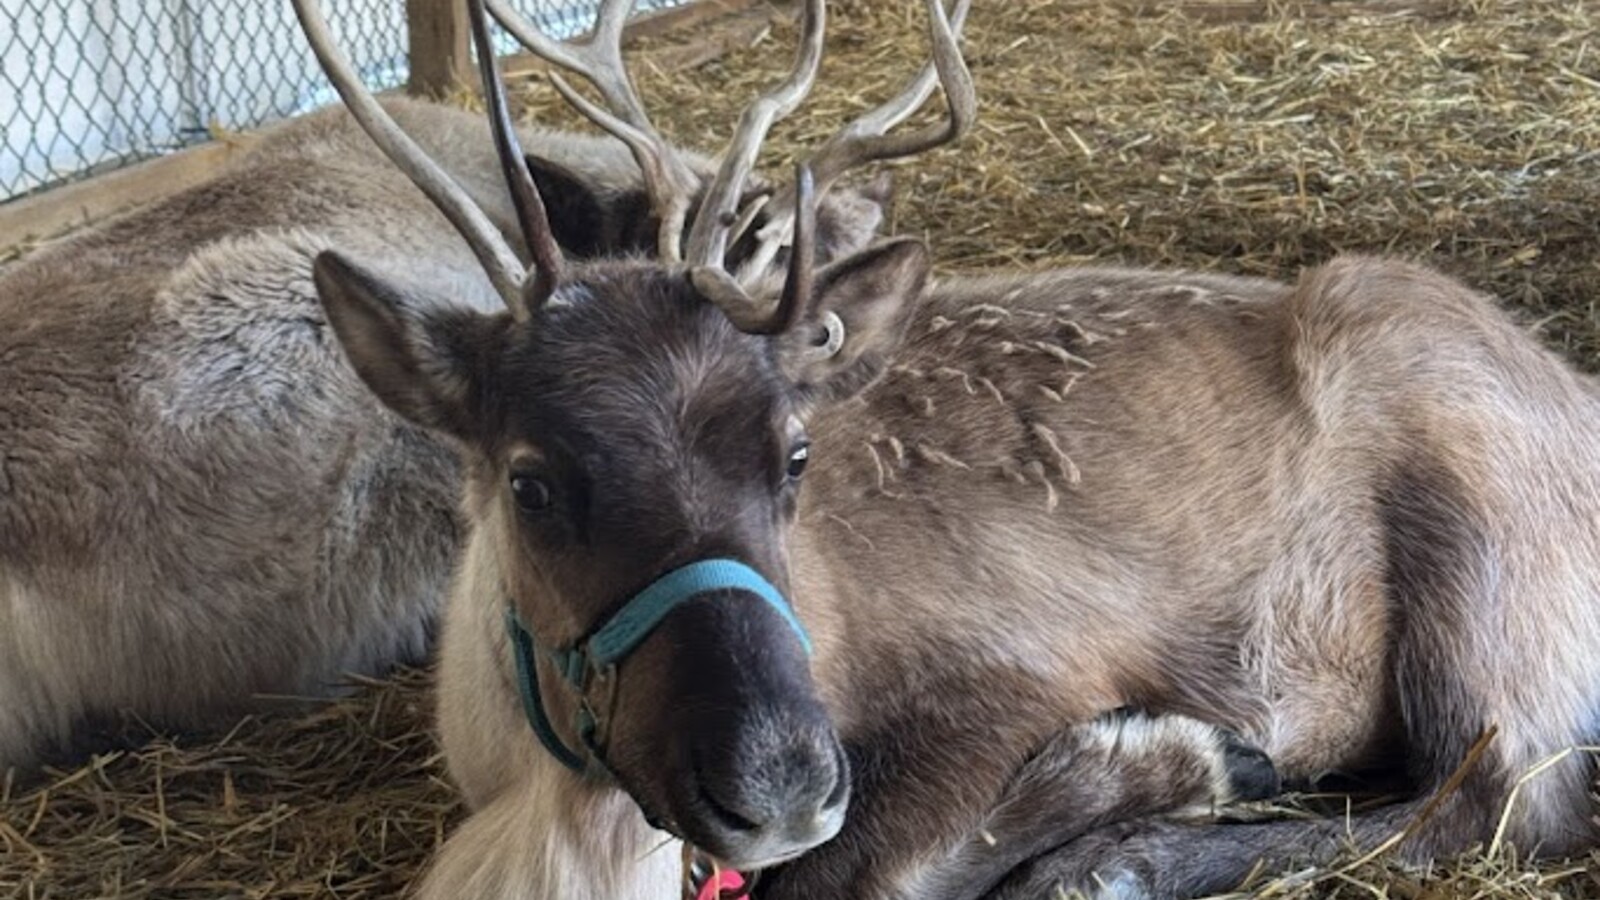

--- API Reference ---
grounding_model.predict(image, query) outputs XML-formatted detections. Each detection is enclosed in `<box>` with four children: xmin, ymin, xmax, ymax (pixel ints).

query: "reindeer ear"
<box><xmin>525</xmin><ymin>153</ymin><xmax>652</xmax><ymax>258</ymax></box>
<box><xmin>313</xmin><ymin>251</ymin><xmax>500</xmax><ymax>441</ymax></box>
<box><xmin>776</xmin><ymin>238</ymin><xmax>930</xmax><ymax>403</ymax></box>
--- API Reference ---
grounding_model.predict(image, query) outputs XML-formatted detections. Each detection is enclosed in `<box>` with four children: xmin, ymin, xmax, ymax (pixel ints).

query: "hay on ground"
<box><xmin>6</xmin><ymin>1</ymin><xmax>1600</xmax><ymax>896</ymax></box>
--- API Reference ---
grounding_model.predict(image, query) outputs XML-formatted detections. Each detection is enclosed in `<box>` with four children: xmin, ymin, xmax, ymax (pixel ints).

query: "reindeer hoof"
<box><xmin>1218</xmin><ymin>731</ymin><xmax>1281</xmax><ymax>802</ymax></box>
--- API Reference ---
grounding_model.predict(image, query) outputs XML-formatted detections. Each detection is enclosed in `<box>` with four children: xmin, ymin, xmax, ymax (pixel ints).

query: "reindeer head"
<box><xmin>294</xmin><ymin>0</ymin><xmax>970</xmax><ymax>869</ymax></box>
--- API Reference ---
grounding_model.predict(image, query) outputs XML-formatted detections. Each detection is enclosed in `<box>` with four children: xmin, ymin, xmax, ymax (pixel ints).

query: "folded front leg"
<box><xmin>982</xmin><ymin>804</ymin><xmax>1422</xmax><ymax>900</ymax></box>
<box><xmin>756</xmin><ymin>710</ymin><xmax>1279</xmax><ymax>900</ymax></box>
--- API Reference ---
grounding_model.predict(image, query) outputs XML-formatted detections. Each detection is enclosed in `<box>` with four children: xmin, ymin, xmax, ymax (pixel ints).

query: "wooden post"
<box><xmin>407</xmin><ymin>0</ymin><xmax>473</xmax><ymax>97</ymax></box>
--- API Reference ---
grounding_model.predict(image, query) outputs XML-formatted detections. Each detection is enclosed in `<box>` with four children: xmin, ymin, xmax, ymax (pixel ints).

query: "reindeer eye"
<box><xmin>510</xmin><ymin>473</ymin><xmax>552</xmax><ymax>513</ymax></box>
<box><xmin>786</xmin><ymin>443</ymin><xmax>811</xmax><ymax>481</ymax></box>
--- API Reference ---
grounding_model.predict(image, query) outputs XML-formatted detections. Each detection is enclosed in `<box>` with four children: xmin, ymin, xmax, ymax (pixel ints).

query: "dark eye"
<box><xmin>785</xmin><ymin>443</ymin><xmax>811</xmax><ymax>481</ymax></box>
<box><xmin>510</xmin><ymin>473</ymin><xmax>552</xmax><ymax>513</ymax></box>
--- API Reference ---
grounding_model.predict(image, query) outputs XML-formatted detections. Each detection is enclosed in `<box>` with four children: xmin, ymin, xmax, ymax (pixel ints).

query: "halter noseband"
<box><xmin>506</xmin><ymin>558</ymin><xmax>813</xmax><ymax>774</ymax></box>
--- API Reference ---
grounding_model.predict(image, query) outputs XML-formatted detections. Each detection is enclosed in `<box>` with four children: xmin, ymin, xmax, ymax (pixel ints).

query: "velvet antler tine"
<box><xmin>292</xmin><ymin>0</ymin><xmax>531</xmax><ymax>317</ymax></box>
<box><xmin>467</xmin><ymin>0</ymin><xmax>563</xmax><ymax>307</ymax></box>
<box><xmin>488</xmin><ymin>0</ymin><xmax>699</xmax><ymax>261</ymax></box>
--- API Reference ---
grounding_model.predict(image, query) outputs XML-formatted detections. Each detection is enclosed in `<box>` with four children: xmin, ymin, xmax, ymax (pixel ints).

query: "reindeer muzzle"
<box><xmin>506</xmin><ymin>559</ymin><xmax>812</xmax><ymax>775</ymax></box>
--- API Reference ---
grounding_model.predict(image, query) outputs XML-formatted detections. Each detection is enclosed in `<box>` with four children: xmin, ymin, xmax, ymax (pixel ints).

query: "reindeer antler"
<box><xmin>466</xmin><ymin>0</ymin><xmax>566</xmax><ymax>306</ymax></box>
<box><xmin>297</xmin><ymin>0</ymin><xmax>566</xmax><ymax>318</ymax></box>
<box><xmin>486</xmin><ymin>0</ymin><xmax>701</xmax><ymax>263</ymax></box>
<box><xmin>804</xmin><ymin>0</ymin><xmax>974</xmax><ymax>198</ymax></box>
<box><xmin>491</xmin><ymin>0</ymin><xmax>827</xmax><ymax>331</ymax></box>
<box><xmin>684</xmin><ymin>0</ymin><xmax>827</xmax><ymax>333</ymax></box>
<box><xmin>773</xmin><ymin>163</ymin><xmax>817</xmax><ymax>337</ymax></box>
<box><xmin>731</xmin><ymin>0</ymin><xmax>975</xmax><ymax>286</ymax></box>
<box><xmin>490</xmin><ymin>0</ymin><xmax>972</xmax><ymax>337</ymax></box>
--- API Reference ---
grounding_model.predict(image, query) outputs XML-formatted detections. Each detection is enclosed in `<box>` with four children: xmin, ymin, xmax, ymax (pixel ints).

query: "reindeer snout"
<box><xmin>617</xmin><ymin>583</ymin><xmax>845</xmax><ymax>867</ymax></box>
<box><xmin>689</xmin><ymin>707</ymin><xmax>849</xmax><ymax>866</ymax></box>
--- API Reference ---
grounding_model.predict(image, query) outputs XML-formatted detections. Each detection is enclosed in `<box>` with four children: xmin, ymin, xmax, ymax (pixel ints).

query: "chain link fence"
<box><xmin>1</xmin><ymin>0</ymin><xmax>686</xmax><ymax>203</ymax></box>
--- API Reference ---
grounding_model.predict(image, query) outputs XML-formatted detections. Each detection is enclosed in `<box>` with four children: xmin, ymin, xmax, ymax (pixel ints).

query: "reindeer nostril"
<box><xmin>697</xmin><ymin>780</ymin><xmax>765</xmax><ymax>833</ymax></box>
<box><xmin>693</xmin><ymin>754</ymin><xmax>766</xmax><ymax>833</ymax></box>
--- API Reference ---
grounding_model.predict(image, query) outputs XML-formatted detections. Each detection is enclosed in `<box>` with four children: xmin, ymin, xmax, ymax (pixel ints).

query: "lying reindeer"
<box><xmin>300</xmin><ymin>0</ymin><xmax>1600</xmax><ymax>898</ymax></box>
<box><xmin>0</xmin><ymin>7</ymin><xmax>901</xmax><ymax>771</ymax></box>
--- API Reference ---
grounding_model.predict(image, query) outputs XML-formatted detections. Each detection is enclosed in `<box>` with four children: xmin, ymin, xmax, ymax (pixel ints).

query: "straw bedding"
<box><xmin>4</xmin><ymin>1</ymin><xmax>1600</xmax><ymax>896</ymax></box>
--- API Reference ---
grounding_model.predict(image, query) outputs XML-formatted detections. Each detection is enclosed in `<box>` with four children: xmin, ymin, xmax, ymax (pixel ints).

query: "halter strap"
<box><xmin>506</xmin><ymin>558</ymin><xmax>813</xmax><ymax>774</ymax></box>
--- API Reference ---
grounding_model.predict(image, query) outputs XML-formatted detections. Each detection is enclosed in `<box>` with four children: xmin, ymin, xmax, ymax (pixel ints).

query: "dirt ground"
<box><xmin>4</xmin><ymin>0</ymin><xmax>1600</xmax><ymax>897</ymax></box>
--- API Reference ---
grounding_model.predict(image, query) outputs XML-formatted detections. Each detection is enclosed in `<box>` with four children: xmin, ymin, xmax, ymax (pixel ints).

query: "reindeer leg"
<box><xmin>983</xmin><ymin>798</ymin><xmax>1449</xmax><ymax>900</ymax></box>
<box><xmin>896</xmin><ymin>710</ymin><xmax>1279</xmax><ymax>899</ymax></box>
<box><xmin>982</xmin><ymin>812</ymin><xmax>1350</xmax><ymax>900</ymax></box>
<box><xmin>987</xmin><ymin>445</ymin><xmax>1600</xmax><ymax>900</ymax></box>
<box><xmin>754</xmin><ymin>709</ymin><xmax>1279</xmax><ymax>900</ymax></box>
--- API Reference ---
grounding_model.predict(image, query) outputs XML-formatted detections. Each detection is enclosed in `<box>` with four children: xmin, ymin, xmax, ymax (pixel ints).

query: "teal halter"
<box><xmin>506</xmin><ymin>558</ymin><xmax>814</xmax><ymax>774</ymax></box>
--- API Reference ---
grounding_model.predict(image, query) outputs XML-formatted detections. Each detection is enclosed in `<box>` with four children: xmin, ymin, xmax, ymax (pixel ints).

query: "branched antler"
<box><xmin>487</xmin><ymin>0</ymin><xmax>701</xmax><ymax>262</ymax></box>
<box><xmin>731</xmin><ymin>0</ymin><xmax>975</xmax><ymax>286</ymax></box>
<box><xmin>683</xmin><ymin>0</ymin><xmax>827</xmax><ymax>272</ymax></box>
<box><xmin>803</xmin><ymin>0</ymin><xmax>975</xmax><ymax>197</ymax></box>
<box><xmin>469</xmin><ymin>0</ymin><xmax>975</xmax><ymax>336</ymax></box>
<box><xmin>292</xmin><ymin>0</ymin><xmax>565</xmax><ymax>317</ymax></box>
<box><xmin>467</xmin><ymin>0</ymin><xmax>564</xmax><ymax>306</ymax></box>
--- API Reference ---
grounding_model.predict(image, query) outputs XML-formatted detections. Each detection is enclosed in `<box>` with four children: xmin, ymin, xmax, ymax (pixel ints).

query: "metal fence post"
<box><xmin>407</xmin><ymin>0</ymin><xmax>473</xmax><ymax>97</ymax></box>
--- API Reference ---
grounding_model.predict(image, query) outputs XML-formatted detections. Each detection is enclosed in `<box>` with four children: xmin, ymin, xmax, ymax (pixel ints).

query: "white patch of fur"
<box><xmin>137</xmin><ymin>228</ymin><xmax>336</xmax><ymax>428</ymax></box>
<box><xmin>137</xmin><ymin>227</ymin><xmax>499</xmax><ymax>430</ymax></box>
<box><xmin>430</xmin><ymin>515</ymin><xmax>681</xmax><ymax>899</ymax></box>
<box><xmin>1080</xmin><ymin>715</ymin><xmax>1237</xmax><ymax>815</ymax></box>
<box><xmin>1085</xmin><ymin>868</ymin><xmax>1151</xmax><ymax>900</ymax></box>
<box><xmin>418</xmin><ymin>763</ymin><xmax>681</xmax><ymax>900</ymax></box>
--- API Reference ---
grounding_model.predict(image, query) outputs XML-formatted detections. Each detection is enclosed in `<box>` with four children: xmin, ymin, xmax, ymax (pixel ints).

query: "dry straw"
<box><xmin>6</xmin><ymin>0</ymin><xmax>1600</xmax><ymax>896</ymax></box>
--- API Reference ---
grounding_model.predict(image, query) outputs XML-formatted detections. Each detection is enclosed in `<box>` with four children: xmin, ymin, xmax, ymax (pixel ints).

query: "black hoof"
<box><xmin>1219</xmin><ymin>731</ymin><xmax>1281</xmax><ymax>801</ymax></box>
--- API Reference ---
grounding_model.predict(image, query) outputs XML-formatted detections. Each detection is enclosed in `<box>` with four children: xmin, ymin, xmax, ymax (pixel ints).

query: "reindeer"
<box><xmin>297</xmin><ymin>0</ymin><xmax>1600</xmax><ymax>898</ymax></box>
<box><xmin>0</xmin><ymin>6</ymin><xmax>903</xmax><ymax>773</ymax></box>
